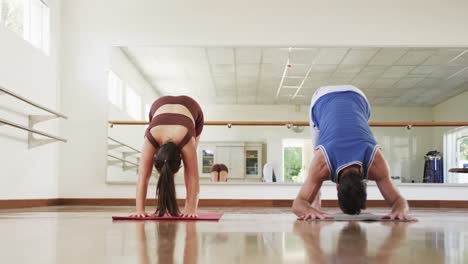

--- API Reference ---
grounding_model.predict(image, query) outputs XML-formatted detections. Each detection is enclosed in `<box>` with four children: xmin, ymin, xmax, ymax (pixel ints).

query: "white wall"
<box><xmin>59</xmin><ymin>0</ymin><xmax>468</xmax><ymax>199</ymax></box>
<box><xmin>0</xmin><ymin>0</ymin><xmax>61</xmax><ymax>199</ymax></box>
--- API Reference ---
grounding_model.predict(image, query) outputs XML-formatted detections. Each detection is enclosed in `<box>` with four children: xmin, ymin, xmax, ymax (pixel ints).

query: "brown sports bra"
<box><xmin>145</xmin><ymin>96</ymin><xmax>204</xmax><ymax>150</ymax></box>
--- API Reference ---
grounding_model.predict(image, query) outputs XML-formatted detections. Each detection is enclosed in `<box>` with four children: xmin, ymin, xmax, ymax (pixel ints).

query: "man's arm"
<box><xmin>370</xmin><ymin>150</ymin><xmax>416</xmax><ymax>221</ymax></box>
<box><xmin>374</xmin><ymin>223</ymin><xmax>408</xmax><ymax>263</ymax></box>
<box><xmin>293</xmin><ymin>150</ymin><xmax>332</xmax><ymax>220</ymax></box>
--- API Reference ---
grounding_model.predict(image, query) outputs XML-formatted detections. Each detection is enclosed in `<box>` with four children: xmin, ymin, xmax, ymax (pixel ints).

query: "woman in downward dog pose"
<box><xmin>210</xmin><ymin>164</ymin><xmax>229</xmax><ymax>182</ymax></box>
<box><xmin>130</xmin><ymin>95</ymin><xmax>204</xmax><ymax>218</ymax></box>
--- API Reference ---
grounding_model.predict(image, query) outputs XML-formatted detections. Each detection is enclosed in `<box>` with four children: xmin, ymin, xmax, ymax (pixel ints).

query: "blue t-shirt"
<box><xmin>312</xmin><ymin>91</ymin><xmax>379</xmax><ymax>182</ymax></box>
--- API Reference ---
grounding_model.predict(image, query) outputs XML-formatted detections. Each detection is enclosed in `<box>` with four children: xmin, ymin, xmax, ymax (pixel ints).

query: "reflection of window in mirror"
<box><xmin>125</xmin><ymin>85</ymin><xmax>141</xmax><ymax>120</ymax></box>
<box><xmin>245</xmin><ymin>150</ymin><xmax>258</xmax><ymax>176</ymax></box>
<box><xmin>456</xmin><ymin>136</ymin><xmax>468</xmax><ymax>168</ymax></box>
<box><xmin>283</xmin><ymin>139</ymin><xmax>307</xmax><ymax>183</ymax></box>
<box><xmin>444</xmin><ymin>127</ymin><xmax>468</xmax><ymax>183</ymax></box>
<box><xmin>202</xmin><ymin>149</ymin><xmax>214</xmax><ymax>174</ymax></box>
<box><xmin>107</xmin><ymin>70</ymin><xmax>123</xmax><ymax>108</ymax></box>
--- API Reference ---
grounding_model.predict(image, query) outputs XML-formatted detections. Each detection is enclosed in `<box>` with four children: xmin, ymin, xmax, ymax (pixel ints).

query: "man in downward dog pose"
<box><xmin>293</xmin><ymin>85</ymin><xmax>415</xmax><ymax>221</ymax></box>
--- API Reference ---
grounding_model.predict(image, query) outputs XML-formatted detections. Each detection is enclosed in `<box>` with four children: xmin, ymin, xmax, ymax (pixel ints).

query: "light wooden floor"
<box><xmin>0</xmin><ymin>206</ymin><xmax>467</xmax><ymax>263</ymax></box>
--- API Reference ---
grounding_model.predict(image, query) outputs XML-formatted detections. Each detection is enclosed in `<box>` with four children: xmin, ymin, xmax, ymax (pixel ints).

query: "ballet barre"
<box><xmin>108</xmin><ymin>120</ymin><xmax>468</xmax><ymax>128</ymax></box>
<box><xmin>0</xmin><ymin>86</ymin><xmax>68</xmax><ymax>148</ymax></box>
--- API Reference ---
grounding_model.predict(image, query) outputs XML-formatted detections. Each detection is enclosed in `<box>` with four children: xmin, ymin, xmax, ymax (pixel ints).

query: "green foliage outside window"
<box><xmin>1</xmin><ymin>0</ymin><xmax>24</xmax><ymax>36</ymax></box>
<box><xmin>284</xmin><ymin>147</ymin><xmax>302</xmax><ymax>182</ymax></box>
<box><xmin>458</xmin><ymin>137</ymin><xmax>468</xmax><ymax>161</ymax></box>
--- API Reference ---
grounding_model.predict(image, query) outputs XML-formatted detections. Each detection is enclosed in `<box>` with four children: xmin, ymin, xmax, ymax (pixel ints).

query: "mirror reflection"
<box><xmin>106</xmin><ymin>46</ymin><xmax>468</xmax><ymax>185</ymax></box>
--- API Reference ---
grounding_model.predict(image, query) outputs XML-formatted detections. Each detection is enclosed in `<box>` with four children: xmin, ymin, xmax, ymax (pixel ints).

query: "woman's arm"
<box><xmin>130</xmin><ymin>138</ymin><xmax>157</xmax><ymax>217</ymax></box>
<box><xmin>181</xmin><ymin>141</ymin><xmax>200</xmax><ymax>217</ymax></box>
<box><xmin>183</xmin><ymin>222</ymin><xmax>198</xmax><ymax>264</ymax></box>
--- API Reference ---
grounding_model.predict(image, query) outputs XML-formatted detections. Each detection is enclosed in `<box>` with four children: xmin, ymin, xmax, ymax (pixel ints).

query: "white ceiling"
<box><xmin>122</xmin><ymin>47</ymin><xmax>468</xmax><ymax>106</ymax></box>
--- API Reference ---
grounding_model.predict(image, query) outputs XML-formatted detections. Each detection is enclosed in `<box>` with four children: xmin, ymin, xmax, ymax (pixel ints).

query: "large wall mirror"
<box><xmin>106</xmin><ymin>46</ymin><xmax>468</xmax><ymax>185</ymax></box>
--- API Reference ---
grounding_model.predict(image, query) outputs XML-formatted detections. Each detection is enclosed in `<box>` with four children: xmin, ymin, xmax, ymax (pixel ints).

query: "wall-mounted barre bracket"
<box><xmin>108</xmin><ymin>144</ymin><xmax>122</xmax><ymax>151</ymax></box>
<box><xmin>107</xmin><ymin>160</ymin><xmax>122</xmax><ymax>166</ymax></box>
<box><xmin>28</xmin><ymin>115</ymin><xmax>61</xmax><ymax>149</ymax></box>
<box><xmin>0</xmin><ymin>118</ymin><xmax>67</xmax><ymax>149</ymax></box>
<box><xmin>29</xmin><ymin>114</ymin><xmax>58</xmax><ymax>126</ymax></box>
<box><xmin>107</xmin><ymin>137</ymin><xmax>140</xmax><ymax>153</ymax></box>
<box><xmin>123</xmin><ymin>164</ymin><xmax>138</xmax><ymax>172</ymax></box>
<box><xmin>28</xmin><ymin>137</ymin><xmax>57</xmax><ymax>149</ymax></box>
<box><xmin>108</xmin><ymin>154</ymin><xmax>139</xmax><ymax>173</ymax></box>
<box><xmin>123</xmin><ymin>151</ymin><xmax>139</xmax><ymax>159</ymax></box>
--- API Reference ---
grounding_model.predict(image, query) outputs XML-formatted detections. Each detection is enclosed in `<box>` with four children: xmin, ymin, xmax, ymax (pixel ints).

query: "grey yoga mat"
<box><xmin>307</xmin><ymin>213</ymin><xmax>411</xmax><ymax>222</ymax></box>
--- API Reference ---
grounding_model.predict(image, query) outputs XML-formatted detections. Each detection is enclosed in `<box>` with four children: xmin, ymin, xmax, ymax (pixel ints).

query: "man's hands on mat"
<box><xmin>129</xmin><ymin>211</ymin><xmax>150</xmax><ymax>218</ymax></box>
<box><xmin>297</xmin><ymin>207</ymin><xmax>334</xmax><ymax>220</ymax></box>
<box><xmin>382</xmin><ymin>209</ymin><xmax>417</xmax><ymax>221</ymax></box>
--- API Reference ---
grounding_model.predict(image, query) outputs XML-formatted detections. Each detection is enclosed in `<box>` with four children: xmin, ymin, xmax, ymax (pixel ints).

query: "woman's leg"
<box><xmin>210</xmin><ymin>172</ymin><xmax>219</xmax><ymax>182</ymax></box>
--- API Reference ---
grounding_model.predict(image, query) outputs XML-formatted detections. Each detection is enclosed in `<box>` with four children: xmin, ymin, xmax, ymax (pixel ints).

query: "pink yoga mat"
<box><xmin>112</xmin><ymin>212</ymin><xmax>223</xmax><ymax>221</ymax></box>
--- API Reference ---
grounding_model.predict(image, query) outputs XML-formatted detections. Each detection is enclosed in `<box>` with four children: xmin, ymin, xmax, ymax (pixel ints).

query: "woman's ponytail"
<box><xmin>154</xmin><ymin>142</ymin><xmax>182</xmax><ymax>216</ymax></box>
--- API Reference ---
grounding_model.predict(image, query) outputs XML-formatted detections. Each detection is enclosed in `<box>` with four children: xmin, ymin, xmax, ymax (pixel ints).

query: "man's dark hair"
<box><xmin>337</xmin><ymin>170</ymin><xmax>367</xmax><ymax>215</ymax></box>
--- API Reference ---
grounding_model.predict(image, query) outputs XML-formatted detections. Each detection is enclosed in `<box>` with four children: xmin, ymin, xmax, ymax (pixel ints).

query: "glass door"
<box><xmin>202</xmin><ymin>149</ymin><xmax>215</xmax><ymax>174</ymax></box>
<box><xmin>245</xmin><ymin>150</ymin><xmax>259</xmax><ymax>176</ymax></box>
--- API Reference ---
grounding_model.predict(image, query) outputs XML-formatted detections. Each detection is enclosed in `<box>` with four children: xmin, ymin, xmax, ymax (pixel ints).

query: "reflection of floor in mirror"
<box><xmin>0</xmin><ymin>206</ymin><xmax>466</xmax><ymax>264</ymax></box>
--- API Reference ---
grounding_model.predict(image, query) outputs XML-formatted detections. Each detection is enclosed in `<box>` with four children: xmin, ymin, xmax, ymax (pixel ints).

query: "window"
<box><xmin>1</xmin><ymin>0</ymin><xmax>50</xmax><ymax>54</ymax></box>
<box><xmin>125</xmin><ymin>85</ymin><xmax>141</xmax><ymax>120</ymax></box>
<box><xmin>1</xmin><ymin>0</ymin><xmax>24</xmax><ymax>36</ymax></box>
<box><xmin>23</xmin><ymin>0</ymin><xmax>49</xmax><ymax>53</ymax></box>
<box><xmin>107</xmin><ymin>70</ymin><xmax>123</xmax><ymax>108</ymax></box>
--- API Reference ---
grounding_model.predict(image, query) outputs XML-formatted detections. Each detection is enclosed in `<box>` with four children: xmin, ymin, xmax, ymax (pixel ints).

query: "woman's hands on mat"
<box><xmin>181</xmin><ymin>205</ymin><xmax>198</xmax><ymax>218</ymax></box>
<box><xmin>129</xmin><ymin>211</ymin><xmax>151</xmax><ymax>218</ymax></box>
